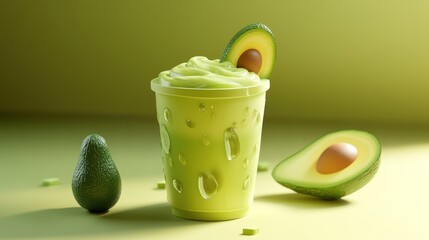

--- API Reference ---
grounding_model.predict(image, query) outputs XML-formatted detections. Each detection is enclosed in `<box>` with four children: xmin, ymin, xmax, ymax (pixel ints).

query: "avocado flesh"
<box><xmin>272</xmin><ymin>130</ymin><xmax>381</xmax><ymax>200</ymax></box>
<box><xmin>221</xmin><ymin>23</ymin><xmax>276</xmax><ymax>79</ymax></box>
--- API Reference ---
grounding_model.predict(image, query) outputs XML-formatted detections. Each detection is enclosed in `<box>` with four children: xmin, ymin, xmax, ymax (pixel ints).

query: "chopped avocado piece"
<box><xmin>157</xmin><ymin>180</ymin><xmax>166</xmax><ymax>189</ymax></box>
<box><xmin>221</xmin><ymin>23</ymin><xmax>276</xmax><ymax>79</ymax></box>
<box><xmin>72</xmin><ymin>134</ymin><xmax>121</xmax><ymax>213</ymax></box>
<box><xmin>272</xmin><ymin>130</ymin><xmax>381</xmax><ymax>200</ymax></box>
<box><xmin>242</xmin><ymin>227</ymin><xmax>260</xmax><ymax>235</ymax></box>
<box><xmin>257</xmin><ymin>161</ymin><xmax>270</xmax><ymax>172</ymax></box>
<box><xmin>41</xmin><ymin>177</ymin><xmax>60</xmax><ymax>187</ymax></box>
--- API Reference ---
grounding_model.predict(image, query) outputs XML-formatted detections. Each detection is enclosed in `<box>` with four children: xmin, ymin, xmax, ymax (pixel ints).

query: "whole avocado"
<box><xmin>72</xmin><ymin>134</ymin><xmax>121</xmax><ymax>213</ymax></box>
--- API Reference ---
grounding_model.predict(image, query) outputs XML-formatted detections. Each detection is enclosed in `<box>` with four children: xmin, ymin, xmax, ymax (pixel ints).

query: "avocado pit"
<box><xmin>316</xmin><ymin>142</ymin><xmax>358</xmax><ymax>174</ymax></box>
<box><xmin>237</xmin><ymin>49</ymin><xmax>262</xmax><ymax>74</ymax></box>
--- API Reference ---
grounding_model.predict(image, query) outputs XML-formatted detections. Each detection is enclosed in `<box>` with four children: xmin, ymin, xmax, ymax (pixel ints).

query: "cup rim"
<box><xmin>151</xmin><ymin>79</ymin><xmax>270</xmax><ymax>98</ymax></box>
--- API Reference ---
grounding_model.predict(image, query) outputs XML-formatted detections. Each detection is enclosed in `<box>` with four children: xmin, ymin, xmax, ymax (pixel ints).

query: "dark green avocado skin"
<box><xmin>277</xmin><ymin>158</ymin><xmax>380</xmax><ymax>200</ymax></box>
<box><xmin>72</xmin><ymin>134</ymin><xmax>121</xmax><ymax>213</ymax></box>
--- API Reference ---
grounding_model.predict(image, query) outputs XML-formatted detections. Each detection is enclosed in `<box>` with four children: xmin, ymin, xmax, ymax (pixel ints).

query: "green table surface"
<box><xmin>1</xmin><ymin>115</ymin><xmax>428</xmax><ymax>240</ymax></box>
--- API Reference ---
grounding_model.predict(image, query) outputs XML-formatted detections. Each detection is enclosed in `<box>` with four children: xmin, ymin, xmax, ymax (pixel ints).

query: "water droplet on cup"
<box><xmin>253</xmin><ymin>144</ymin><xmax>258</xmax><ymax>157</ymax></box>
<box><xmin>252</xmin><ymin>109</ymin><xmax>258</xmax><ymax>119</ymax></box>
<box><xmin>198</xmin><ymin>173</ymin><xmax>218</xmax><ymax>199</ymax></box>
<box><xmin>186</xmin><ymin>119</ymin><xmax>195</xmax><ymax>128</ymax></box>
<box><xmin>168</xmin><ymin>156</ymin><xmax>174</xmax><ymax>167</ymax></box>
<box><xmin>199</xmin><ymin>103</ymin><xmax>206</xmax><ymax>111</ymax></box>
<box><xmin>210</xmin><ymin>105</ymin><xmax>216</xmax><ymax>120</ymax></box>
<box><xmin>256</xmin><ymin>112</ymin><xmax>261</xmax><ymax>124</ymax></box>
<box><xmin>244</xmin><ymin>107</ymin><xmax>251</xmax><ymax>117</ymax></box>
<box><xmin>178</xmin><ymin>154</ymin><xmax>187</xmax><ymax>166</ymax></box>
<box><xmin>160</xmin><ymin>125</ymin><xmax>170</xmax><ymax>153</ymax></box>
<box><xmin>164</xmin><ymin>108</ymin><xmax>171</xmax><ymax>123</ymax></box>
<box><xmin>202</xmin><ymin>133</ymin><xmax>210</xmax><ymax>146</ymax></box>
<box><xmin>243</xmin><ymin>158</ymin><xmax>249</xmax><ymax>168</ymax></box>
<box><xmin>241</xmin><ymin>119</ymin><xmax>248</xmax><ymax>127</ymax></box>
<box><xmin>243</xmin><ymin>175</ymin><xmax>250</xmax><ymax>192</ymax></box>
<box><xmin>173</xmin><ymin>179</ymin><xmax>183</xmax><ymax>193</ymax></box>
<box><xmin>224</xmin><ymin>128</ymin><xmax>240</xmax><ymax>160</ymax></box>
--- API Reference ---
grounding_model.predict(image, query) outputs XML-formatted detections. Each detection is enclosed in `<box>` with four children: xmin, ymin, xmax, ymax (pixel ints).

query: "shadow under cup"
<box><xmin>151</xmin><ymin>79</ymin><xmax>270</xmax><ymax>221</ymax></box>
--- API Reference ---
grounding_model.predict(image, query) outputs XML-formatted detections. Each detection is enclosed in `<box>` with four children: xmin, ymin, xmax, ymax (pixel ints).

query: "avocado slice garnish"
<box><xmin>221</xmin><ymin>23</ymin><xmax>276</xmax><ymax>79</ymax></box>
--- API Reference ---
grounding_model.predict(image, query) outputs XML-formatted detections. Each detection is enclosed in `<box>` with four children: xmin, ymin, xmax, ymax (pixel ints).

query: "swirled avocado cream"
<box><xmin>157</xmin><ymin>56</ymin><xmax>265</xmax><ymax>88</ymax></box>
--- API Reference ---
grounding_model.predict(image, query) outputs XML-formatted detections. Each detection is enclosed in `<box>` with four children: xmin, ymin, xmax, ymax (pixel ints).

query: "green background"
<box><xmin>1</xmin><ymin>0</ymin><xmax>428</xmax><ymax>124</ymax></box>
<box><xmin>1</xmin><ymin>2</ymin><xmax>429</xmax><ymax>238</ymax></box>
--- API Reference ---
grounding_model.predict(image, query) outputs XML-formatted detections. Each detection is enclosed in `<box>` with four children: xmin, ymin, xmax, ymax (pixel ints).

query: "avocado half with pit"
<box><xmin>272</xmin><ymin>130</ymin><xmax>381</xmax><ymax>200</ymax></box>
<box><xmin>221</xmin><ymin>23</ymin><xmax>276</xmax><ymax>79</ymax></box>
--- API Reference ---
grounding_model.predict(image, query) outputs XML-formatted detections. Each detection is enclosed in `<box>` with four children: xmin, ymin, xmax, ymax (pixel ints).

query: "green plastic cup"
<box><xmin>151</xmin><ymin>79</ymin><xmax>270</xmax><ymax>221</ymax></box>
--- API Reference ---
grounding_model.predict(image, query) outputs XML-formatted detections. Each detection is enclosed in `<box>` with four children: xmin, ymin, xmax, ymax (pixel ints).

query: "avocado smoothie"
<box><xmin>151</xmin><ymin>56</ymin><xmax>270</xmax><ymax>220</ymax></box>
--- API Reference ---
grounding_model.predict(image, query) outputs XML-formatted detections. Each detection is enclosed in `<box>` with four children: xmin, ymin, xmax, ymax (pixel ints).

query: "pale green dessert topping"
<box><xmin>157</xmin><ymin>56</ymin><xmax>266</xmax><ymax>88</ymax></box>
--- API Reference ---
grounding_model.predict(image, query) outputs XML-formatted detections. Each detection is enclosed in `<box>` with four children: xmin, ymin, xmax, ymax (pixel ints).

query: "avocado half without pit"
<box><xmin>221</xmin><ymin>23</ymin><xmax>276</xmax><ymax>79</ymax></box>
<box><xmin>272</xmin><ymin>130</ymin><xmax>381</xmax><ymax>200</ymax></box>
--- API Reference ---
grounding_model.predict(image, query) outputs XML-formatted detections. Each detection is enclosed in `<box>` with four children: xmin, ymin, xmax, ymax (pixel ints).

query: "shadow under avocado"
<box><xmin>254</xmin><ymin>193</ymin><xmax>351</xmax><ymax>209</ymax></box>
<box><xmin>0</xmin><ymin>203</ymin><xmax>201</xmax><ymax>239</ymax></box>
